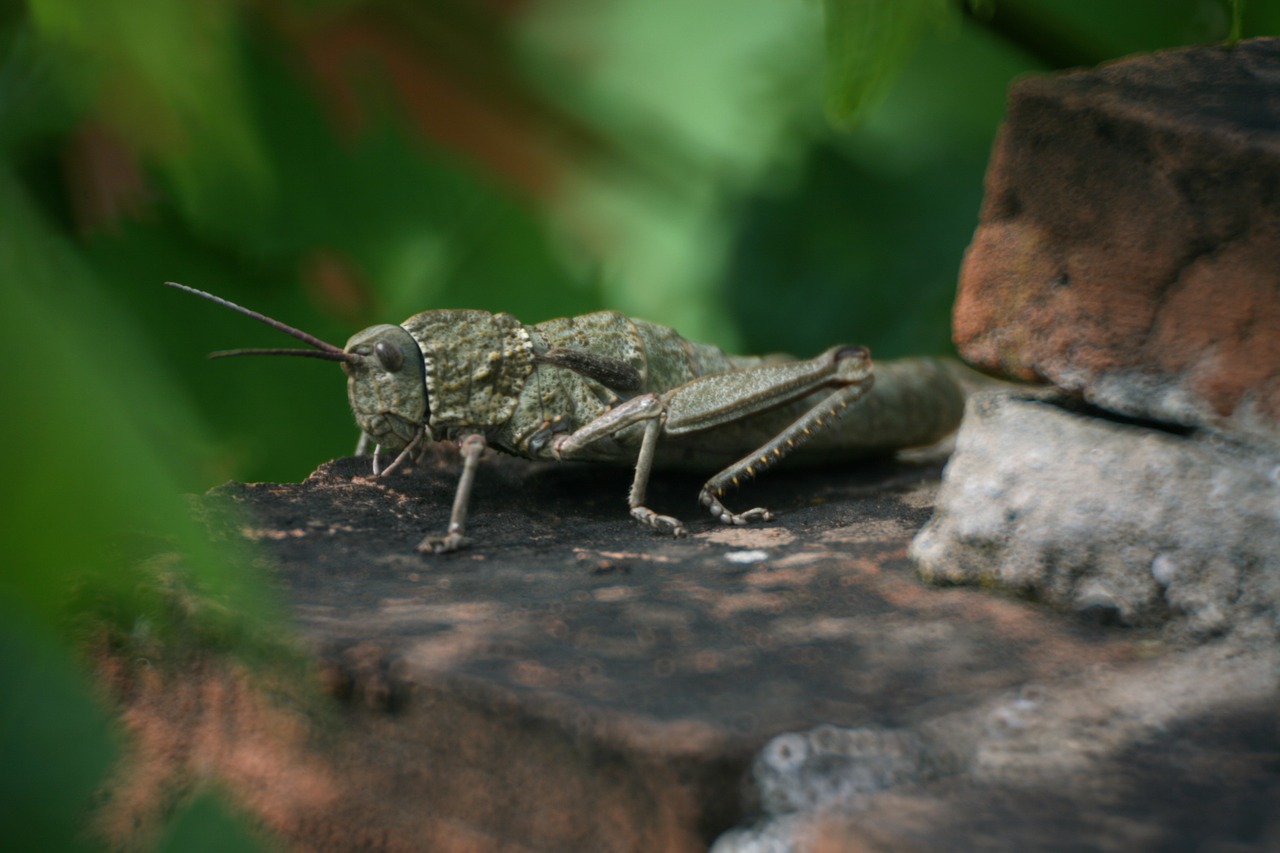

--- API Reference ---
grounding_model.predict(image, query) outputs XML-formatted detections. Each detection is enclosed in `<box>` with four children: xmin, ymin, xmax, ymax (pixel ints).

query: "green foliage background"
<box><xmin>1</xmin><ymin>0</ymin><xmax>1274</xmax><ymax>849</ymax></box>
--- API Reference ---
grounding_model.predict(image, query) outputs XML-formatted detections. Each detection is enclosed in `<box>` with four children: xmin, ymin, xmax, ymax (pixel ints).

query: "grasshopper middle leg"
<box><xmin>554</xmin><ymin>345</ymin><xmax>874</xmax><ymax>535</ymax></box>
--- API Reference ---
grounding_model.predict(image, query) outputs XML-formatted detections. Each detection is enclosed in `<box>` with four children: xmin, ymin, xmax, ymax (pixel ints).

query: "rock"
<box><xmin>911</xmin><ymin>390</ymin><xmax>1280</xmax><ymax>640</ymax></box>
<box><xmin>716</xmin><ymin>641</ymin><xmax>1280</xmax><ymax>853</ymax></box>
<box><xmin>92</xmin><ymin>447</ymin><xmax>1040</xmax><ymax>852</ymax></box>
<box><xmin>952</xmin><ymin>37</ymin><xmax>1280</xmax><ymax>442</ymax></box>
<box><xmin>92</xmin><ymin>444</ymin><xmax>1280</xmax><ymax>851</ymax></box>
<box><xmin>750</xmin><ymin>724</ymin><xmax>951</xmax><ymax>816</ymax></box>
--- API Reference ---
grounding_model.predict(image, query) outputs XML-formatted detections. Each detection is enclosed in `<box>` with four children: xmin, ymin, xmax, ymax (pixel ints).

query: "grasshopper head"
<box><xmin>342</xmin><ymin>324</ymin><xmax>427</xmax><ymax>451</ymax></box>
<box><xmin>165</xmin><ymin>282</ymin><xmax>430</xmax><ymax>453</ymax></box>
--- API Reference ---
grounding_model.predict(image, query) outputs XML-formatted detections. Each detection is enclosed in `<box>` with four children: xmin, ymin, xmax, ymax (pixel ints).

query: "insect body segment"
<box><xmin>166</xmin><ymin>282</ymin><xmax>964</xmax><ymax>554</ymax></box>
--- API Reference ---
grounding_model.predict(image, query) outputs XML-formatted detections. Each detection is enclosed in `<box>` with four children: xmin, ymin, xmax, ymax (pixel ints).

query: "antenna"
<box><xmin>164</xmin><ymin>282</ymin><xmax>359</xmax><ymax>364</ymax></box>
<box><xmin>209</xmin><ymin>347</ymin><xmax>355</xmax><ymax>362</ymax></box>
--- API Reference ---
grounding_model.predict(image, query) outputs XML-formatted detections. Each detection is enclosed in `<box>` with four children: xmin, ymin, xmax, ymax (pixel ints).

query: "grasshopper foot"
<box><xmin>417</xmin><ymin>532</ymin><xmax>472</xmax><ymax>554</ymax></box>
<box><xmin>631</xmin><ymin>506</ymin><xmax>687</xmax><ymax>538</ymax></box>
<box><xmin>700</xmin><ymin>491</ymin><xmax>775</xmax><ymax>526</ymax></box>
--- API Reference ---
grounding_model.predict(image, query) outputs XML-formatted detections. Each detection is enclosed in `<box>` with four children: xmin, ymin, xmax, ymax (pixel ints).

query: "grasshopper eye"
<box><xmin>374</xmin><ymin>340</ymin><xmax>404</xmax><ymax>372</ymax></box>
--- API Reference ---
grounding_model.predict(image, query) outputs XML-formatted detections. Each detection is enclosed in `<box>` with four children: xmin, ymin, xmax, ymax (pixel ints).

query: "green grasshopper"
<box><xmin>167</xmin><ymin>282</ymin><xmax>964</xmax><ymax>553</ymax></box>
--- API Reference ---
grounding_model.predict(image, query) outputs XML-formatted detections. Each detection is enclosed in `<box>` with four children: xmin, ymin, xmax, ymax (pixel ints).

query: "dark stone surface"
<box><xmin>206</xmin><ymin>449</ymin><xmax>1133</xmax><ymax>736</ymax></box>
<box><xmin>97</xmin><ymin>443</ymin><xmax>1278</xmax><ymax>852</ymax></box>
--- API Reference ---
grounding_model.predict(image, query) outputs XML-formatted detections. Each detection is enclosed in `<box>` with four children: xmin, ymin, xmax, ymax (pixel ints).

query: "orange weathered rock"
<box><xmin>954</xmin><ymin>37</ymin><xmax>1280</xmax><ymax>442</ymax></box>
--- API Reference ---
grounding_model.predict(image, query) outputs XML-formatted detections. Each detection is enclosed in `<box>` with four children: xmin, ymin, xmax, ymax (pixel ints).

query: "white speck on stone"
<box><xmin>726</xmin><ymin>550</ymin><xmax>770</xmax><ymax>564</ymax></box>
<box><xmin>1151</xmin><ymin>554</ymin><xmax>1179</xmax><ymax>586</ymax></box>
<box><xmin>762</xmin><ymin>733</ymin><xmax>808</xmax><ymax>772</ymax></box>
<box><xmin>985</xmin><ymin>691</ymin><xmax>1043</xmax><ymax>737</ymax></box>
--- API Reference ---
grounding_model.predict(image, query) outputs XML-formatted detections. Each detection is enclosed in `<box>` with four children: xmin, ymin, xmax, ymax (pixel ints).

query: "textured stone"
<box><xmin>750</xmin><ymin>725</ymin><xmax>950</xmax><ymax>816</ymax></box>
<box><xmin>714</xmin><ymin>642</ymin><xmax>1280</xmax><ymax>853</ymax></box>
<box><xmin>953</xmin><ymin>37</ymin><xmax>1280</xmax><ymax>441</ymax></box>
<box><xmin>94</xmin><ymin>446</ymin><xmax>1102</xmax><ymax>852</ymax></box>
<box><xmin>911</xmin><ymin>390</ymin><xmax>1280</xmax><ymax>639</ymax></box>
<box><xmin>93</xmin><ymin>443</ymin><xmax>1280</xmax><ymax>852</ymax></box>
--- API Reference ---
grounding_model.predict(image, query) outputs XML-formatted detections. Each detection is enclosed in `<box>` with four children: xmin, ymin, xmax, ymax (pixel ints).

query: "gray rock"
<box><xmin>714</xmin><ymin>640</ymin><xmax>1280</xmax><ymax>852</ymax></box>
<box><xmin>711</xmin><ymin>814</ymin><xmax>813</xmax><ymax>853</ymax></box>
<box><xmin>911</xmin><ymin>390</ymin><xmax>1280</xmax><ymax>639</ymax></box>
<box><xmin>710</xmin><ymin>723</ymin><xmax>945</xmax><ymax>853</ymax></box>
<box><xmin>751</xmin><ymin>724</ymin><xmax>951</xmax><ymax>815</ymax></box>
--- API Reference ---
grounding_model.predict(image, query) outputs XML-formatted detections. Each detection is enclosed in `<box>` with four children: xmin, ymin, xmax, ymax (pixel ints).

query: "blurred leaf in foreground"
<box><xmin>0</xmin><ymin>610</ymin><xmax>116</xmax><ymax>853</ymax></box>
<box><xmin>154</xmin><ymin>789</ymin><xmax>274</xmax><ymax>853</ymax></box>
<box><xmin>0</xmin><ymin>150</ymin><xmax>286</xmax><ymax>849</ymax></box>
<box><xmin>0</xmin><ymin>162</ymin><xmax>271</xmax><ymax>626</ymax></box>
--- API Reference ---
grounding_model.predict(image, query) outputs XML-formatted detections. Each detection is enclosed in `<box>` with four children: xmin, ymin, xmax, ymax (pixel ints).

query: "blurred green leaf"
<box><xmin>963</xmin><ymin>0</ymin><xmax>1240</xmax><ymax>68</ymax></box>
<box><xmin>0</xmin><ymin>610</ymin><xmax>117</xmax><ymax>853</ymax></box>
<box><xmin>0</xmin><ymin>158</ymin><xmax>297</xmax><ymax>849</ymax></box>
<box><xmin>26</xmin><ymin>0</ymin><xmax>273</xmax><ymax>238</ymax></box>
<box><xmin>521</xmin><ymin>0</ymin><xmax>826</xmax><ymax>348</ymax></box>
<box><xmin>729</xmin><ymin>15</ymin><xmax>1033</xmax><ymax>359</ymax></box>
<box><xmin>0</xmin><ymin>163</ymin><xmax>274</xmax><ymax>624</ymax></box>
<box><xmin>1228</xmin><ymin>0</ymin><xmax>1245</xmax><ymax>43</ymax></box>
<box><xmin>1242</xmin><ymin>0</ymin><xmax>1280</xmax><ymax>34</ymax></box>
<box><xmin>155</xmin><ymin>790</ymin><xmax>275</xmax><ymax>853</ymax></box>
<box><xmin>822</xmin><ymin>0</ymin><xmax>953</xmax><ymax>126</ymax></box>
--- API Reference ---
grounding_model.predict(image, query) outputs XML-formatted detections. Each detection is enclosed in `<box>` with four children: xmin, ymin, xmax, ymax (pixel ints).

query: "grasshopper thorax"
<box><xmin>342</xmin><ymin>324</ymin><xmax>427</xmax><ymax>451</ymax></box>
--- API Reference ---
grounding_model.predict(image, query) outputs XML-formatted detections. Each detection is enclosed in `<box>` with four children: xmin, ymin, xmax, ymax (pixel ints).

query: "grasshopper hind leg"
<box><xmin>700</xmin><ymin>493</ymin><xmax>774</xmax><ymax>527</ymax></box>
<box><xmin>554</xmin><ymin>345</ymin><xmax>873</xmax><ymax>537</ymax></box>
<box><xmin>689</xmin><ymin>348</ymin><xmax>875</xmax><ymax>527</ymax></box>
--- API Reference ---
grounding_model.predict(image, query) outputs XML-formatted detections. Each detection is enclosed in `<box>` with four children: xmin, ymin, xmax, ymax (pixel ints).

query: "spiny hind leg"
<box><xmin>692</xmin><ymin>352</ymin><xmax>875</xmax><ymax>526</ymax></box>
<box><xmin>554</xmin><ymin>345</ymin><xmax>873</xmax><ymax>534</ymax></box>
<box><xmin>701</xmin><ymin>491</ymin><xmax>774</xmax><ymax>526</ymax></box>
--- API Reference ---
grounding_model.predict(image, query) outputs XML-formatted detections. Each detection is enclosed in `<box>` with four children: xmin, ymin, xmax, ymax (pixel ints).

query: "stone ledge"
<box><xmin>93</xmin><ymin>444</ymin><xmax>1280</xmax><ymax>851</ymax></box>
<box><xmin>912</xmin><ymin>390</ymin><xmax>1280</xmax><ymax>640</ymax></box>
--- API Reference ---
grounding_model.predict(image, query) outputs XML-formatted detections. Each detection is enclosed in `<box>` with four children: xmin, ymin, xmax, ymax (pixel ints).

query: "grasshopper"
<box><xmin>167</xmin><ymin>282</ymin><xmax>964</xmax><ymax>553</ymax></box>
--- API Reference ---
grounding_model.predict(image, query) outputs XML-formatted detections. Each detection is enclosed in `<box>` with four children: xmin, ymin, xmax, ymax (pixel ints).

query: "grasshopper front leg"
<box><xmin>554</xmin><ymin>345</ymin><xmax>874</xmax><ymax>535</ymax></box>
<box><xmin>417</xmin><ymin>433</ymin><xmax>486</xmax><ymax>554</ymax></box>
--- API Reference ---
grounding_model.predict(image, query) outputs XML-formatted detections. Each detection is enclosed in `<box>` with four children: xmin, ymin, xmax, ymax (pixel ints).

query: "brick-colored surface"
<box><xmin>954</xmin><ymin>38</ymin><xmax>1280</xmax><ymax>440</ymax></box>
<box><xmin>96</xmin><ymin>447</ymin><xmax>1170</xmax><ymax>853</ymax></box>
